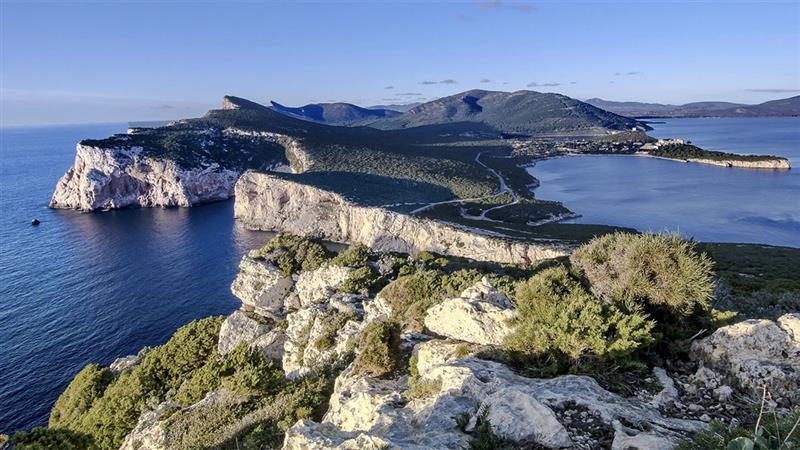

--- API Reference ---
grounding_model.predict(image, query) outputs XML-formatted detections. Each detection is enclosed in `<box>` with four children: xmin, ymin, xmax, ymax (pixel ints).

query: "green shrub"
<box><xmin>330</xmin><ymin>244</ymin><xmax>371</xmax><ymax>268</ymax></box>
<box><xmin>505</xmin><ymin>265</ymin><xmax>655</xmax><ymax>367</ymax></box>
<box><xmin>49</xmin><ymin>317</ymin><xmax>224</xmax><ymax>450</ymax></box>
<box><xmin>255</xmin><ymin>235</ymin><xmax>330</xmax><ymax>276</ymax></box>
<box><xmin>12</xmin><ymin>428</ymin><xmax>98</xmax><ymax>450</ymax></box>
<box><xmin>313</xmin><ymin>310</ymin><xmax>359</xmax><ymax>352</ymax></box>
<box><xmin>339</xmin><ymin>266</ymin><xmax>383</xmax><ymax>294</ymax></box>
<box><xmin>49</xmin><ymin>364</ymin><xmax>113</xmax><ymax>429</ymax></box>
<box><xmin>570</xmin><ymin>232</ymin><xmax>714</xmax><ymax>320</ymax></box>
<box><xmin>352</xmin><ymin>321</ymin><xmax>402</xmax><ymax>378</ymax></box>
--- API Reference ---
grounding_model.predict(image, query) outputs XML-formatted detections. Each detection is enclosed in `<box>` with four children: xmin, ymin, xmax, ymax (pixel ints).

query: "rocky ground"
<box><xmin>110</xmin><ymin>244</ymin><xmax>799</xmax><ymax>450</ymax></box>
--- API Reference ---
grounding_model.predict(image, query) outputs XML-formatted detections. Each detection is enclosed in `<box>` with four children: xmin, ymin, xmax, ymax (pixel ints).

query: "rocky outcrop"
<box><xmin>686</xmin><ymin>157</ymin><xmax>791</xmax><ymax>169</ymax></box>
<box><xmin>230</xmin><ymin>251</ymin><xmax>294</xmax><ymax>317</ymax></box>
<box><xmin>118</xmin><ymin>401</ymin><xmax>176</xmax><ymax>450</ymax></box>
<box><xmin>691</xmin><ymin>313</ymin><xmax>800</xmax><ymax>402</ymax></box>
<box><xmin>424</xmin><ymin>277</ymin><xmax>516</xmax><ymax>345</ymax></box>
<box><xmin>50</xmin><ymin>127</ymin><xmax>294</xmax><ymax>211</ymax></box>
<box><xmin>50</xmin><ymin>144</ymin><xmax>241</xmax><ymax>211</ymax></box>
<box><xmin>637</xmin><ymin>152</ymin><xmax>791</xmax><ymax>170</ymax></box>
<box><xmin>283</xmin><ymin>339</ymin><xmax>704</xmax><ymax>450</ymax></box>
<box><xmin>234</xmin><ymin>171</ymin><xmax>569</xmax><ymax>265</ymax></box>
<box><xmin>217</xmin><ymin>310</ymin><xmax>286</xmax><ymax>361</ymax></box>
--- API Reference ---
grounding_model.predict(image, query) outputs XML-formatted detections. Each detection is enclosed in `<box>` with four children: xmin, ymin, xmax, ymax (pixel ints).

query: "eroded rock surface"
<box><xmin>424</xmin><ymin>278</ymin><xmax>516</xmax><ymax>346</ymax></box>
<box><xmin>691</xmin><ymin>313</ymin><xmax>800</xmax><ymax>401</ymax></box>
<box><xmin>230</xmin><ymin>253</ymin><xmax>294</xmax><ymax>317</ymax></box>
<box><xmin>234</xmin><ymin>171</ymin><xmax>569</xmax><ymax>265</ymax></box>
<box><xmin>283</xmin><ymin>339</ymin><xmax>704</xmax><ymax>450</ymax></box>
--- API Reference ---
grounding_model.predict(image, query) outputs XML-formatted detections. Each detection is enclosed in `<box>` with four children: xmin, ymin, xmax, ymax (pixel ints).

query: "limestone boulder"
<box><xmin>293</xmin><ymin>265</ymin><xmax>353</xmax><ymax>308</ymax></box>
<box><xmin>230</xmin><ymin>255</ymin><xmax>294</xmax><ymax>316</ymax></box>
<box><xmin>424</xmin><ymin>278</ymin><xmax>515</xmax><ymax>345</ymax></box>
<box><xmin>118</xmin><ymin>401</ymin><xmax>177</xmax><ymax>450</ymax></box>
<box><xmin>691</xmin><ymin>314</ymin><xmax>800</xmax><ymax>401</ymax></box>
<box><xmin>217</xmin><ymin>310</ymin><xmax>286</xmax><ymax>362</ymax></box>
<box><xmin>282</xmin><ymin>298</ymin><xmax>363</xmax><ymax>379</ymax></box>
<box><xmin>472</xmin><ymin>387</ymin><xmax>572</xmax><ymax>447</ymax></box>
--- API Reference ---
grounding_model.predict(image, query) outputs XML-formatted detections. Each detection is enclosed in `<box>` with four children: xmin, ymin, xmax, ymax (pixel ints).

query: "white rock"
<box><xmin>234</xmin><ymin>171</ymin><xmax>569</xmax><ymax>266</ymax></box>
<box><xmin>50</xmin><ymin>144</ymin><xmax>240</xmax><ymax>211</ymax></box>
<box><xmin>714</xmin><ymin>385</ymin><xmax>734</xmax><ymax>402</ymax></box>
<box><xmin>611</xmin><ymin>420</ymin><xmax>677</xmax><ymax>450</ymax></box>
<box><xmin>424</xmin><ymin>279</ymin><xmax>515</xmax><ymax>345</ymax></box>
<box><xmin>282</xmin><ymin>304</ymin><xmax>361</xmax><ymax>379</ymax></box>
<box><xmin>414</xmin><ymin>340</ymin><xmax>473</xmax><ymax>375</ymax></box>
<box><xmin>110</xmin><ymin>354</ymin><xmax>142</xmax><ymax>374</ymax></box>
<box><xmin>691</xmin><ymin>315</ymin><xmax>800</xmax><ymax>401</ymax></box>
<box><xmin>778</xmin><ymin>313</ymin><xmax>800</xmax><ymax>342</ymax></box>
<box><xmin>283</xmin><ymin>350</ymin><xmax>703</xmax><ymax>450</ymax></box>
<box><xmin>217</xmin><ymin>310</ymin><xmax>285</xmax><ymax>362</ymax></box>
<box><xmin>230</xmin><ymin>256</ymin><xmax>294</xmax><ymax>316</ymax></box>
<box><xmin>118</xmin><ymin>402</ymin><xmax>177</xmax><ymax>450</ymax></box>
<box><xmin>477</xmin><ymin>387</ymin><xmax>572</xmax><ymax>447</ymax></box>
<box><xmin>650</xmin><ymin>367</ymin><xmax>679</xmax><ymax>408</ymax></box>
<box><xmin>293</xmin><ymin>265</ymin><xmax>353</xmax><ymax>308</ymax></box>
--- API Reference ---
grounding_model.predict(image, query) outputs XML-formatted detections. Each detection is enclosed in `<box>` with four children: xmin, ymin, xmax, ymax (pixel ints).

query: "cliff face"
<box><xmin>234</xmin><ymin>171</ymin><xmax>569</xmax><ymax>265</ymax></box>
<box><xmin>49</xmin><ymin>144</ymin><xmax>242</xmax><ymax>211</ymax></box>
<box><xmin>50</xmin><ymin>129</ymin><xmax>296</xmax><ymax>211</ymax></box>
<box><xmin>686</xmin><ymin>157</ymin><xmax>791</xmax><ymax>169</ymax></box>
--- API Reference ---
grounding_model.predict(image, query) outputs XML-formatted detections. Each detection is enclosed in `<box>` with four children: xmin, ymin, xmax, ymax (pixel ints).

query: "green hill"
<box><xmin>370</xmin><ymin>89</ymin><xmax>650</xmax><ymax>136</ymax></box>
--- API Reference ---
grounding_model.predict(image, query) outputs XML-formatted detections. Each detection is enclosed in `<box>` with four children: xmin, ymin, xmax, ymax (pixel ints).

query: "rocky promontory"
<box><xmin>234</xmin><ymin>171</ymin><xmax>569</xmax><ymax>265</ymax></box>
<box><xmin>29</xmin><ymin>234</ymin><xmax>800</xmax><ymax>450</ymax></box>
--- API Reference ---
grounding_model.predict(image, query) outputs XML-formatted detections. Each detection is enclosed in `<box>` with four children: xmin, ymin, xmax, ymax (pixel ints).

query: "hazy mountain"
<box><xmin>367</xmin><ymin>103</ymin><xmax>422</xmax><ymax>113</ymax></box>
<box><xmin>585</xmin><ymin>96</ymin><xmax>799</xmax><ymax>118</ymax></box>
<box><xmin>269</xmin><ymin>101</ymin><xmax>400</xmax><ymax>126</ymax></box>
<box><xmin>370</xmin><ymin>90</ymin><xmax>649</xmax><ymax>136</ymax></box>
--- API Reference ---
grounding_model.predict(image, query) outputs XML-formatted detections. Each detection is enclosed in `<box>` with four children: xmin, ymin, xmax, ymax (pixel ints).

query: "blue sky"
<box><xmin>2</xmin><ymin>0</ymin><xmax>799</xmax><ymax>125</ymax></box>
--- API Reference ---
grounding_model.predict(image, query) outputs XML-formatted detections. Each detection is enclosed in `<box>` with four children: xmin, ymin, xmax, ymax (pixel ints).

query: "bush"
<box><xmin>505</xmin><ymin>265</ymin><xmax>655</xmax><ymax>367</ymax></box>
<box><xmin>12</xmin><ymin>428</ymin><xmax>98</xmax><ymax>450</ymax></box>
<box><xmin>330</xmin><ymin>244</ymin><xmax>371</xmax><ymax>268</ymax></box>
<box><xmin>255</xmin><ymin>235</ymin><xmax>330</xmax><ymax>276</ymax></box>
<box><xmin>570</xmin><ymin>233</ymin><xmax>714</xmax><ymax>320</ymax></box>
<box><xmin>49</xmin><ymin>364</ymin><xmax>113</xmax><ymax>429</ymax></box>
<box><xmin>49</xmin><ymin>317</ymin><xmax>224</xmax><ymax>450</ymax></box>
<box><xmin>352</xmin><ymin>321</ymin><xmax>402</xmax><ymax>378</ymax></box>
<box><xmin>313</xmin><ymin>310</ymin><xmax>359</xmax><ymax>352</ymax></box>
<box><xmin>339</xmin><ymin>266</ymin><xmax>383</xmax><ymax>295</ymax></box>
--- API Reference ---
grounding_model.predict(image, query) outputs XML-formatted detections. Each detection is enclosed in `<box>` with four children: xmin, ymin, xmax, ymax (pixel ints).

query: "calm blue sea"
<box><xmin>530</xmin><ymin>117</ymin><xmax>800</xmax><ymax>247</ymax></box>
<box><xmin>0</xmin><ymin>124</ymin><xmax>274</xmax><ymax>433</ymax></box>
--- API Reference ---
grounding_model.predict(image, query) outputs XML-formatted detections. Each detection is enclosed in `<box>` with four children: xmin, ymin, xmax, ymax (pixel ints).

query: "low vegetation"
<box><xmin>570</xmin><ymin>232</ymin><xmax>714</xmax><ymax>339</ymax></box>
<box><xmin>651</xmin><ymin>143</ymin><xmax>782</xmax><ymax>162</ymax></box>
<box><xmin>40</xmin><ymin>316</ymin><xmax>333</xmax><ymax>450</ymax></box>
<box><xmin>678</xmin><ymin>388</ymin><xmax>800</xmax><ymax>450</ymax></box>
<box><xmin>505</xmin><ymin>265</ymin><xmax>656</xmax><ymax>370</ymax></box>
<box><xmin>253</xmin><ymin>235</ymin><xmax>331</xmax><ymax>277</ymax></box>
<box><xmin>352</xmin><ymin>321</ymin><xmax>402</xmax><ymax>378</ymax></box>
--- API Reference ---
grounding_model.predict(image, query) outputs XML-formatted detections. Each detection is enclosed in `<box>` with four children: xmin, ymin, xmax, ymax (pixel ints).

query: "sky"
<box><xmin>1</xmin><ymin>0</ymin><xmax>799</xmax><ymax>126</ymax></box>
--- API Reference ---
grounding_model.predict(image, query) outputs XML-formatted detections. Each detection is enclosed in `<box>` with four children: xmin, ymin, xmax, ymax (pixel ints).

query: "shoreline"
<box><xmin>632</xmin><ymin>151</ymin><xmax>791</xmax><ymax>170</ymax></box>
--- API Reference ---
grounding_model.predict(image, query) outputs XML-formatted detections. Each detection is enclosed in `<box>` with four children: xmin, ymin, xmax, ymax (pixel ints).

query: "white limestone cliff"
<box><xmin>234</xmin><ymin>171</ymin><xmax>569</xmax><ymax>265</ymax></box>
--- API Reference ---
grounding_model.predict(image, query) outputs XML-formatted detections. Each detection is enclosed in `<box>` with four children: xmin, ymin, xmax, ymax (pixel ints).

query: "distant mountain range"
<box><xmin>269</xmin><ymin>101</ymin><xmax>401</xmax><ymax>126</ymax></box>
<box><xmin>366</xmin><ymin>103</ymin><xmax>422</xmax><ymax>113</ymax></box>
<box><xmin>585</xmin><ymin>95</ymin><xmax>800</xmax><ymax>118</ymax></box>
<box><xmin>270</xmin><ymin>90</ymin><xmax>648</xmax><ymax>135</ymax></box>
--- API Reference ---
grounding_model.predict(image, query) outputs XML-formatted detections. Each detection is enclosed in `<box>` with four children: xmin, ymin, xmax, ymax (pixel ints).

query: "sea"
<box><xmin>0</xmin><ymin>117</ymin><xmax>798</xmax><ymax>433</ymax></box>
<box><xmin>0</xmin><ymin>124</ymin><xmax>274</xmax><ymax>433</ymax></box>
<box><xmin>530</xmin><ymin>117</ymin><xmax>800</xmax><ymax>247</ymax></box>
